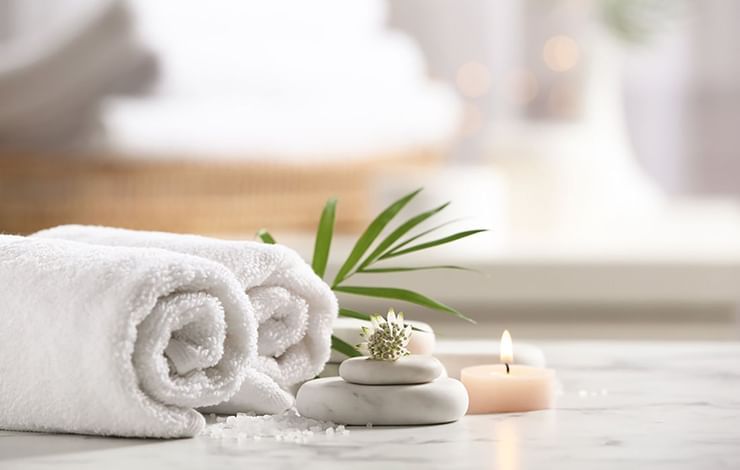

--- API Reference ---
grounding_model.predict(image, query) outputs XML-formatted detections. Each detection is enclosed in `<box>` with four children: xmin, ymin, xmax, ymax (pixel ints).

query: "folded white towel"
<box><xmin>0</xmin><ymin>235</ymin><xmax>255</xmax><ymax>438</ymax></box>
<box><xmin>34</xmin><ymin>225</ymin><xmax>338</xmax><ymax>414</ymax></box>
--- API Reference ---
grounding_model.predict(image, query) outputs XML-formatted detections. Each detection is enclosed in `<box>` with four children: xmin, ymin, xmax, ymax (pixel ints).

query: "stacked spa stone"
<box><xmin>296</xmin><ymin>355</ymin><xmax>468</xmax><ymax>425</ymax></box>
<box><xmin>299</xmin><ymin>311</ymin><xmax>468</xmax><ymax>425</ymax></box>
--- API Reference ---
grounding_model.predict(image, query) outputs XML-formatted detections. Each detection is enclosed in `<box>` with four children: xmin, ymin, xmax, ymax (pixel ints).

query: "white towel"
<box><xmin>34</xmin><ymin>225</ymin><xmax>338</xmax><ymax>414</ymax></box>
<box><xmin>0</xmin><ymin>235</ymin><xmax>256</xmax><ymax>438</ymax></box>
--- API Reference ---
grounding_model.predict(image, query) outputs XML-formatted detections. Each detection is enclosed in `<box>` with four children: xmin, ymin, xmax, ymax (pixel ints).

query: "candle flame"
<box><xmin>500</xmin><ymin>329</ymin><xmax>513</xmax><ymax>364</ymax></box>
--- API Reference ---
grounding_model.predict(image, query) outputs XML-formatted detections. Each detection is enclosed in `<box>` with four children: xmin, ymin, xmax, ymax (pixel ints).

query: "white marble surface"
<box><xmin>2</xmin><ymin>341</ymin><xmax>739</xmax><ymax>469</ymax></box>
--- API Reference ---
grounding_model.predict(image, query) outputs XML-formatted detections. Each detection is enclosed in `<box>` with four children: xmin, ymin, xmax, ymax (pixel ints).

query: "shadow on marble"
<box><xmin>0</xmin><ymin>431</ymin><xmax>161</xmax><ymax>461</ymax></box>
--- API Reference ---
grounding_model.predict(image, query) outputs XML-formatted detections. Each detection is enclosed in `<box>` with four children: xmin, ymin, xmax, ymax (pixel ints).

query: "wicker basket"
<box><xmin>0</xmin><ymin>151</ymin><xmax>442</xmax><ymax>236</ymax></box>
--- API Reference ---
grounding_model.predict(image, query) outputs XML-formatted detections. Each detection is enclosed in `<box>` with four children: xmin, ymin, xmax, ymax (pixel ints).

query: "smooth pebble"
<box><xmin>339</xmin><ymin>355</ymin><xmax>444</xmax><ymax>385</ymax></box>
<box><xmin>296</xmin><ymin>377</ymin><xmax>468</xmax><ymax>425</ymax></box>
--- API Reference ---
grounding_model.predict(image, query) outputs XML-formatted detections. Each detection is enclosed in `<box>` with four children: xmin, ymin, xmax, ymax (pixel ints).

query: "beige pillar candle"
<box><xmin>461</xmin><ymin>330</ymin><xmax>556</xmax><ymax>414</ymax></box>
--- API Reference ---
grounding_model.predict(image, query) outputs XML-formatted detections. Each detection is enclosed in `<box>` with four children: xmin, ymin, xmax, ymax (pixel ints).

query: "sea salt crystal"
<box><xmin>201</xmin><ymin>408</ymin><xmax>348</xmax><ymax>443</ymax></box>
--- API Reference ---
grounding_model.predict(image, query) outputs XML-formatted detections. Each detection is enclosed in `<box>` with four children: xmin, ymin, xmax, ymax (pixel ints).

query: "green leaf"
<box><xmin>331</xmin><ymin>334</ymin><xmax>362</xmax><ymax>357</ymax></box>
<box><xmin>358</xmin><ymin>265</ymin><xmax>474</xmax><ymax>274</ymax></box>
<box><xmin>311</xmin><ymin>197</ymin><xmax>337</xmax><ymax>278</ymax></box>
<box><xmin>381</xmin><ymin>218</ymin><xmax>463</xmax><ymax>256</ymax></box>
<box><xmin>338</xmin><ymin>308</ymin><xmax>374</xmax><ymax>322</ymax></box>
<box><xmin>380</xmin><ymin>229</ymin><xmax>487</xmax><ymax>260</ymax></box>
<box><xmin>338</xmin><ymin>308</ymin><xmax>427</xmax><ymax>332</ymax></box>
<box><xmin>331</xmin><ymin>188</ymin><xmax>422</xmax><ymax>287</ymax></box>
<box><xmin>256</xmin><ymin>229</ymin><xmax>276</xmax><ymax>244</ymax></box>
<box><xmin>333</xmin><ymin>285</ymin><xmax>475</xmax><ymax>323</ymax></box>
<box><xmin>356</xmin><ymin>202</ymin><xmax>450</xmax><ymax>271</ymax></box>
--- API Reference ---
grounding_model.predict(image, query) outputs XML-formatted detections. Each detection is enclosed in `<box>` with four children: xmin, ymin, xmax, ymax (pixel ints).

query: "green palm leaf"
<box><xmin>331</xmin><ymin>334</ymin><xmax>362</xmax><ymax>357</ymax></box>
<box><xmin>380</xmin><ymin>218</ymin><xmax>463</xmax><ymax>257</ymax></box>
<box><xmin>339</xmin><ymin>307</ymin><xmax>429</xmax><ymax>332</ymax></box>
<box><xmin>256</xmin><ymin>229</ymin><xmax>276</xmax><ymax>244</ymax></box>
<box><xmin>338</xmin><ymin>308</ymin><xmax>374</xmax><ymax>321</ymax></box>
<box><xmin>311</xmin><ymin>198</ymin><xmax>337</xmax><ymax>278</ymax></box>
<box><xmin>358</xmin><ymin>265</ymin><xmax>474</xmax><ymax>273</ymax></box>
<box><xmin>333</xmin><ymin>285</ymin><xmax>474</xmax><ymax>323</ymax></box>
<box><xmin>356</xmin><ymin>202</ymin><xmax>450</xmax><ymax>271</ymax></box>
<box><xmin>380</xmin><ymin>229</ymin><xmax>487</xmax><ymax>260</ymax></box>
<box><xmin>331</xmin><ymin>188</ymin><xmax>422</xmax><ymax>287</ymax></box>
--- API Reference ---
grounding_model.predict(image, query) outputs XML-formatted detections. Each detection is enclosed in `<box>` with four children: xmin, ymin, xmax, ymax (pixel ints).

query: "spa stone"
<box><xmin>339</xmin><ymin>355</ymin><xmax>444</xmax><ymax>385</ymax></box>
<box><xmin>296</xmin><ymin>377</ymin><xmax>468</xmax><ymax>426</ymax></box>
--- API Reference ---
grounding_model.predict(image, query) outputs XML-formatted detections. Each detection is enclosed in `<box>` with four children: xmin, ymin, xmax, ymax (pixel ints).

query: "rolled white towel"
<box><xmin>34</xmin><ymin>225</ymin><xmax>338</xmax><ymax>414</ymax></box>
<box><xmin>0</xmin><ymin>235</ymin><xmax>256</xmax><ymax>438</ymax></box>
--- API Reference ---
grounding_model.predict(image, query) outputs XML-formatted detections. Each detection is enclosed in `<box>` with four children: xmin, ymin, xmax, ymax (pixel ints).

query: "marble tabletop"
<box><xmin>2</xmin><ymin>341</ymin><xmax>739</xmax><ymax>470</ymax></box>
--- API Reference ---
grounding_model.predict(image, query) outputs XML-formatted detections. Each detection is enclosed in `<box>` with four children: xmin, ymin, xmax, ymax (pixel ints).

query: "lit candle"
<box><xmin>461</xmin><ymin>330</ymin><xmax>556</xmax><ymax>414</ymax></box>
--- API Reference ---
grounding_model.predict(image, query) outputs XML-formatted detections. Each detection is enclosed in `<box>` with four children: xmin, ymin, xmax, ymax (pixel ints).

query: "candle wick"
<box><xmin>505</xmin><ymin>363</ymin><xmax>510</xmax><ymax>374</ymax></box>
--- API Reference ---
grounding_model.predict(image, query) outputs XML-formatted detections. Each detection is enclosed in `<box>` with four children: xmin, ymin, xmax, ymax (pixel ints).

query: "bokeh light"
<box><xmin>455</xmin><ymin>61</ymin><xmax>492</xmax><ymax>98</ymax></box>
<box><xmin>542</xmin><ymin>34</ymin><xmax>580</xmax><ymax>72</ymax></box>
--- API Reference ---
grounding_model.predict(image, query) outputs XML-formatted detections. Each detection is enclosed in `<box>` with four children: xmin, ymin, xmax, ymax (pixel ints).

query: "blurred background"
<box><xmin>2</xmin><ymin>0</ymin><xmax>740</xmax><ymax>341</ymax></box>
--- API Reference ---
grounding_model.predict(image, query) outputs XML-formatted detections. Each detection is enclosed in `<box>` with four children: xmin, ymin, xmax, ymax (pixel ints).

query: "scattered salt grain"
<box><xmin>578</xmin><ymin>389</ymin><xmax>588</xmax><ymax>398</ymax></box>
<box><xmin>366</xmin><ymin>423</ymin><xmax>373</xmax><ymax>428</ymax></box>
<box><xmin>201</xmin><ymin>408</ymin><xmax>348</xmax><ymax>443</ymax></box>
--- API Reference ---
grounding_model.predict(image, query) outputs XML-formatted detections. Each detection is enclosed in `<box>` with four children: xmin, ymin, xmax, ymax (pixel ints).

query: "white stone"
<box><xmin>296</xmin><ymin>377</ymin><xmax>468</xmax><ymax>426</ymax></box>
<box><xmin>330</xmin><ymin>317</ymin><xmax>435</xmax><ymax>362</ymax></box>
<box><xmin>321</xmin><ymin>360</ymin><xmax>448</xmax><ymax>380</ymax></box>
<box><xmin>339</xmin><ymin>355</ymin><xmax>444</xmax><ymax>385</ymax></box>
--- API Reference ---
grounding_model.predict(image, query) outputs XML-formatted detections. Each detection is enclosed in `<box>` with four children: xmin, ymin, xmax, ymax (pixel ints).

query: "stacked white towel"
<box><xmin>0</xmin><ymin>235</ymin><xmax>254</xmax><ymax>438</ymax></box>
<box><xmin>35</xmin><ymin>225</ymin><xmax>338</xmax><ymax>414</ymax></box>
